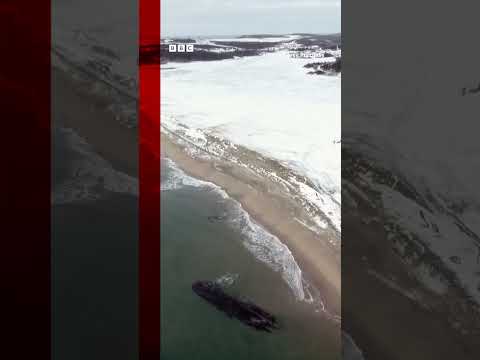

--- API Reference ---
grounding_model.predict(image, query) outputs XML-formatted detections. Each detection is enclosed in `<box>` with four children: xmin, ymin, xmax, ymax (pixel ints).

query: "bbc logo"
<box><xmin>169</xmin><ymin>44</ymin><xmax>194</xmax><ymax>53</ymax></box>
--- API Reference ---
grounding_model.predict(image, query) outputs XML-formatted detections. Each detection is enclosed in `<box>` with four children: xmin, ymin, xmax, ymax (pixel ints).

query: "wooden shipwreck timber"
<box><xmin>192</xmin><ymin>281</ymin><xmax>279</xmax><ymax>332</ymax></box>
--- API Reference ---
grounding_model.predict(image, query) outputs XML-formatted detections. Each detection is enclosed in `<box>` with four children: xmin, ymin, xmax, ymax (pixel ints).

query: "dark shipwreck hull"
<box><xmin>192</xmin><ymin>280</ymin><xmax>279</xmax><ymax>332</ymax></box>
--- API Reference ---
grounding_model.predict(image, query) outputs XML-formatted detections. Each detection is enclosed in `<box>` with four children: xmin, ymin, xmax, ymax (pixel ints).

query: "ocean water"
<box><xmin>160</xmin><ymin>158</ymin><xmax>340</xmax><ymax>359</ymax></box>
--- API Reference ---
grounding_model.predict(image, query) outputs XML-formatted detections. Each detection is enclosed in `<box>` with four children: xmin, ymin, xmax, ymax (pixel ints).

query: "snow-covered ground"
<box><xmin>161</xmin><ymin>49</ymin><xmax>341</xmax><ymax>232</ymax></box>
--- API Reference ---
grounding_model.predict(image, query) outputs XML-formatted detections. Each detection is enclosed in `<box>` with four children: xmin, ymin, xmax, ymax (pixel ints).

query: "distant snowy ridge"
<box><xmin>161</xmin><ymin>33</ymin><xmax>340</xmax><ymax>65</ymax></box>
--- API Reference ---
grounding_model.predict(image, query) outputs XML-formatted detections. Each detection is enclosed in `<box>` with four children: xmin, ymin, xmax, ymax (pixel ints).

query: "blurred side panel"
<box><xmin>343</xmin><ymin>1</ymin><xmax>480</xmax><ymax>359</ymax></box>
<box><xmin>52</xmin><ymin>1</ymin><xmax>138</xmax><ymax>359</ymax></box>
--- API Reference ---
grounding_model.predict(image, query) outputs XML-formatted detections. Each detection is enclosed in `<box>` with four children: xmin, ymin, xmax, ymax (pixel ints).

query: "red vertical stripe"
<box><xmin>139</xmin><ymin>0</ymin><xmax>161</xmax><ymax>359</ymax></box>
<box><xmin>0</xmin><ymin>1</ymin><xmax>51</xmax><ymax>359</ymax></box>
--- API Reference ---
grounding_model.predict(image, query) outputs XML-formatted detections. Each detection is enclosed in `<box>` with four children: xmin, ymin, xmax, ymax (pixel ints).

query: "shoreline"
<box><xmin>161</xmin><ymin>132</ymin><xmax>341</xmax><ymax>316</ymax></box>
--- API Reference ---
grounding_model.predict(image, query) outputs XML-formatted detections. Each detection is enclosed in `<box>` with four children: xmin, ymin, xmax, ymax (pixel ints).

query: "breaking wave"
<box><xmin>161</xmin><ymin>158</ymin><xmax>210</xmax><ymax>191</ymax></box>
<box><xmin>161</xmin><ymin>158</ymin><xmax>311</xmax><ymax>302</ymax></box>
<box><xmin>227</xmin><ymin>204</ymin><xmax>306</xmax><ymax>301</ymax></box>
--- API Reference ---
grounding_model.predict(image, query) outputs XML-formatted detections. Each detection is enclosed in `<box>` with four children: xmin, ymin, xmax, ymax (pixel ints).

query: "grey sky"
<box><xmin>161</xmin><ymin>0</ymin><xmax>341</xmax><ymax>37</ymax></box>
